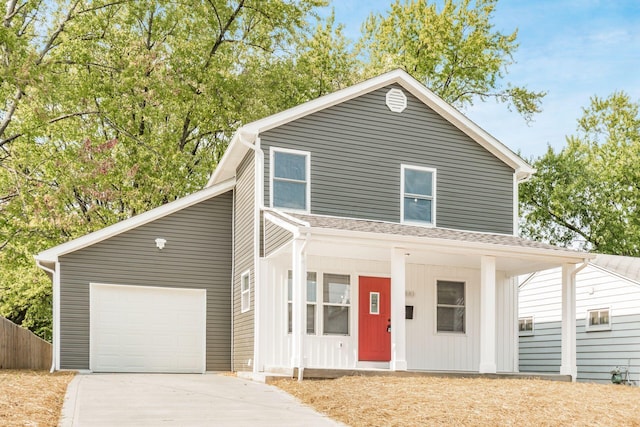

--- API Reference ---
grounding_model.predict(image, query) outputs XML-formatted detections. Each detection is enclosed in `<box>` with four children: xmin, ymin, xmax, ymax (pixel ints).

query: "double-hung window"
<box><xmin>287</xmin><ymin>271</ymin><xmax>317</xmax><ymax>334</ymax></box>
<box><xmin>402</xmin><ymin>165</ymin><xmax>436</xmax><ymax>225</ymax></box>
<box><xmin>271</xmin><ymin>148</ymin><xmax>310</xmax><ymax>211</ymax></box>
<box><xmin>436</xmin><ymin>280</ymin><xmax>465</xmax><ymax>333</ymax></box>
<box><xmin>323</xmin><ymin>274</ymin><xmax>351</xmax><ymax>335</ymax></box>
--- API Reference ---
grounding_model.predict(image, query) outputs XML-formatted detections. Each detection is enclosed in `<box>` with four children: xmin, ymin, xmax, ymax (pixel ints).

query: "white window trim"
<box><xmin>269</xmin><ymin>147</ymin><xmax>311</xmax><ymax>213</ymax></box>
<box><xmin>518</xmin><ymin>315</ymin><xmax>534</xmax><ymax>336</ymax></box>
<box><xmin>322</xmin><ymin>273</ymin><xmax>351</xmax><ymax>336</ymax></box>
<box><xmin>435</xmin><ymin>279</ymin><xmax>466</xmax><ymax>335</ymax></box>
<box><xmin>401</xmin><ymin>164</ymin><xmax>437</xmax><ymax>226</ymax></box>
<box><xmin>286</xmin><ymin>271</ymin><xmax>318</xmax><ymax>335</ymax></box>
<box><xmin>240</xmin><ymin>270</ymin><xmax>251</xmax><ymax>313</ymax></box>
<box><xmin>585</xmin><ymin>307</ymin><xmax>611</xmax><ymax>332</ymax></box>
<box><xmin>369</xmin><ymin>292</ymin><xmax>380</xmax><ymax>315</ymax></box>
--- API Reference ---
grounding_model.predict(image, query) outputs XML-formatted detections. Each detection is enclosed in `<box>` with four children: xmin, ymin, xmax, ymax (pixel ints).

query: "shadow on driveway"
<box><xmin>60</xmin><ymin>373</ymin><xmax>342</xmax><ymax>426</ymax></box>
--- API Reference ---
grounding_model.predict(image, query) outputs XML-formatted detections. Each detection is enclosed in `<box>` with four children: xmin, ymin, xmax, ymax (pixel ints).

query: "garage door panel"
<box><xmin>90</xmin><ymin>283</ymin><xmax>206</xmax><ymax>373</ymax></box>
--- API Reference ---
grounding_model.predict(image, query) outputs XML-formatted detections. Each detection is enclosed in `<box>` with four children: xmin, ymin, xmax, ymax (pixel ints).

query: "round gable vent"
<box><xmin>386</xmin><ymin>88</ymin><xmax>407</xmax><ymax>113</ymax></box>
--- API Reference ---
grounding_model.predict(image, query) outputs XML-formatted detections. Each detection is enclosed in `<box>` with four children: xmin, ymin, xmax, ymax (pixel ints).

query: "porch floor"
<box><xmin>287</xmin><ymin>368</ymin><xmax>571</xmax><ymax>382</ymax></box>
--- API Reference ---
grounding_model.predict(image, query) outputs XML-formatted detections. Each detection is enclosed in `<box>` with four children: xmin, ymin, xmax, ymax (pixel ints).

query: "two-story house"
<box><xmin>36</xmin><ymin>70</ymin><xmax>592</xmax><ymax>380</ymax></box>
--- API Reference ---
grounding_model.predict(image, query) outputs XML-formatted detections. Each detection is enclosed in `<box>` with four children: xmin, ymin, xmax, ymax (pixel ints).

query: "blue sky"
<box><xmin>321</xmin><ymin>0</ymin><xmax>640</xmax><ymax>159</ymax></box>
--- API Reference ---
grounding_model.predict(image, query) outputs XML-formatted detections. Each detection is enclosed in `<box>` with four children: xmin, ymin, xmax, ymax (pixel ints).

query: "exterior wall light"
<box><xmin>155</xmin><ymin>238</ymin><xmax>167</xmax><ymax>250</ymax></box>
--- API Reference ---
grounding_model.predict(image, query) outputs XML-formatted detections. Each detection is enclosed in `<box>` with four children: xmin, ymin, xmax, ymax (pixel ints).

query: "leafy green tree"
<box><xmin>358</xmin><ymin>0</ymin><xmax>545</xmax><ymax>120</ymax></box>
<box><xmin>520</xmin><ymin>92</ymin><xmax>640</xmax><ymax>255</ymax></box>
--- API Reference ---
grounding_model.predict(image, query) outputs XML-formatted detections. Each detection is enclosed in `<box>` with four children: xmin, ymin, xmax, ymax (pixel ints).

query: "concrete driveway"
<box><xmin>60</xmin><ymin>373</ymin><xmax>342</xmax><ymax>426</ymax></box>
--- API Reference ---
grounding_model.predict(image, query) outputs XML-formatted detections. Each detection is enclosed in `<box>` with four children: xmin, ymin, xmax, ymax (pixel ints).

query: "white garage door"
<box><xmin>90</xmin><ymin>283</ymin><xmax>206</xmax><ymax>373</ymax></box>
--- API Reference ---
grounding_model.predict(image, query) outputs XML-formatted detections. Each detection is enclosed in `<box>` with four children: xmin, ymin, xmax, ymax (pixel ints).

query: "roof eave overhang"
<box><xmin>35</xmin><ymin>178</ymin><xmax>236</xmax><ymax>264</ymax></box>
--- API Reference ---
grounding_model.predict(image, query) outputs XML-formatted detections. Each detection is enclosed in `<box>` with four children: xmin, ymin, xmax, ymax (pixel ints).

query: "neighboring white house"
<box><xmin>519</xmin><ymin>254</ymin><xmax>640</xmax><ymax>384</ymax></box>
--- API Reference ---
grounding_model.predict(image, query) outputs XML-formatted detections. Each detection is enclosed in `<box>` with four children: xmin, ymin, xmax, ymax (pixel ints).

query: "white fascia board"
<box><xmin>35</xmin><ymin>178</ymin><xmax>236</xmax><ymax>263</ymax></box>
<box><xmin>206</xmin><ymin>129</ymin><xmax>258</xmax><ymax>187</ymax></box>
<box><xmin>305</xmin><ymin>226</ymin><xmax>593</xmax><ymax>264</ymax></box>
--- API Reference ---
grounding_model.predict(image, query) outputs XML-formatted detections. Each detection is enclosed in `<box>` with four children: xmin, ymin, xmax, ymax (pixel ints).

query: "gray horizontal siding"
<box><xmin>261</xmin><ymin>84</ymin><xmax>515</xmax><ymax>234</ymax></box>
<box><xmin>264</xmin><ymin>218</ymin><xmax>293</xmax><ymax>257</ymax></box>
<box><xmin>233</xmin><ymin>152</ymin><xmax>255</xmax><ymax>371</ymax></box>
<box><xmin>519</xmin><ymin>315</ymin><xmax>640</xmax><ymax>383</ymax></box>
<box><xmin>59</xmin><ymin>192</ymin><xmax>233</xmax><ymax>371</ymax></box>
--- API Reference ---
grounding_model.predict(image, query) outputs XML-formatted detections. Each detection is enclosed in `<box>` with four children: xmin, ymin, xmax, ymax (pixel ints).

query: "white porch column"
<box><xmin>390</xmin><ymin>247</ymin><xmax>407</xmax><ymax>371</ymax></box>
<box><xmin>479</xmin><ymin>255</ymin><xmax>497</xmax><ymax>374</ymax></box>
<box><xmin>291</xmin><ymin>237</ymin><xmax>307</xmax><ymax>379</ymax></box>
<box><xmin>560</xmin><ymin>263</ymin><xmax>577</xmax><ymax>381</ymax></box>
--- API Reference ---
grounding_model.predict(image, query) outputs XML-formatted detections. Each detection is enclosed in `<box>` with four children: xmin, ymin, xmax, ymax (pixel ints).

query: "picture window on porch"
<box><xmin>586</xmin><ymin>308</ymin><xmax>611</xmax><ymax>332</ymax></box>
<box><xmin>518</xmin><ymin>316</ymin><xmax>534</xmax><ymax>336</ymax></box>
<box><xmin>401</xmin><ymin>164</ymin><xmax>436</xmax><ymax>225</ymax></box>
<box><xmin>240</xmin><ymin>271</ymin><xmax>250</xmax><ymax>313</ymax></box>
<box><xmin>271</xmin><ymin>147</ymin><xmax>310</xmax><ymax>211</ymax></box>
<box><xmin>436</xmin><ymin>280</ymin><xmax>465</xmax><ymax>333</ymax></box>
<box><xmin>287</xmin><ymin>271</ymin><xmax>317</xmax><ymax>334</ymax></box>
<box><xmin>323</xmin><ymin>274</ymin><xmax>351</xmax><ymax>335</ymax></box>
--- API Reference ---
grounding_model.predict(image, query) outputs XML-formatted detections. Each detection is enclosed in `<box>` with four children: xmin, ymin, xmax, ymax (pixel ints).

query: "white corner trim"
<box><xmin>35</xmin><ymin>178</ymin><xmax>236</xmax><ymax>263</ymax></box>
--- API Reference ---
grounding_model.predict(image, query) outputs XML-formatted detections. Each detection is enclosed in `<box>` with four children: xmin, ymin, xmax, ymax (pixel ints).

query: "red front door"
<box><xmin>358</xmin><ymin>276</ymin><xmax>391</xmax><ymax>361</ymax></box>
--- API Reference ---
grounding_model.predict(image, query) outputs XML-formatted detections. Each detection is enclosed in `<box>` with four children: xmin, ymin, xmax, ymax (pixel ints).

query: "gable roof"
<box><xmin>35</xmin><ymin>179</ymin><xmax>235</xmax><ymax>265</ymax></box>
<box><xmin>207</xmin><ymin>69</ymin><xmax>535</xmax><ymax>187</ymax></box>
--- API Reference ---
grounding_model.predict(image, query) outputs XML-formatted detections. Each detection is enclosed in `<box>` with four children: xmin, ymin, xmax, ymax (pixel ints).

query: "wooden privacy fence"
<box><xmin>0</xmin><ymin>316</ymin><xmax>52</xmax><ymax>370</ymax></box>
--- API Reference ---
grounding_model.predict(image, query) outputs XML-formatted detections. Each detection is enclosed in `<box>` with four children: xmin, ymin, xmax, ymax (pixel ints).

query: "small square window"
<box><xmin>241</xmin><ymin>271</ymin><xmax>250</xmax><ymax>313</ymax></box>
<box><xmin>519</xmin><ymin>316</ymin><xmax>534</xmax><ymax>336</ymax></box>
<box><xmin>402</xmin><ymin>165</ymin><xmax>436</xmax><ymax>225</ymax></box>
<box><xmin>586</xmin><ymin>308</ymin><xmax>611</xmax><ymax>331</ymax></box>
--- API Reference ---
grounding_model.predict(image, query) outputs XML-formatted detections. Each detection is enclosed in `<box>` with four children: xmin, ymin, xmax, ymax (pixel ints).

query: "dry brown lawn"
<box><xmin>275</xmin><ymin>376</ymin><xmax>640</xmax><ymax>427</ymax></box>
<box><xmin>0</xmin><ymin>370</ymin><xmax>75</xmax><ymax>427</ymax></box>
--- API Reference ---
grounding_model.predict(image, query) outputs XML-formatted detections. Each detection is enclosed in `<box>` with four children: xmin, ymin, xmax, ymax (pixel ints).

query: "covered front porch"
<box><xmin>256</xmin><ymin>210</ymin><xmax>592</xmax><ymax>380</ymax></box>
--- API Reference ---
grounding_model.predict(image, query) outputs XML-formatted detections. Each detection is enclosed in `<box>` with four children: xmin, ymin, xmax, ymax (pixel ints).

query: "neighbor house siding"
<box><xmin>58</xmin><ymin>192</ymin><xmax>233</xmax><ymax>371</ymax></box>
<box><xmin>261</xmin><ymin>84</ymin><xmax>515</xmax><ymax>234</ymax></box>
<box><xmin>233</xmin><ymin>151</ymin><xmax>256</xmax><ymax>371</ymax></box>
<box><xmin>519</xmin><ymin>266</ymin><xmax>640</xmax><ymax>383</ymax></box>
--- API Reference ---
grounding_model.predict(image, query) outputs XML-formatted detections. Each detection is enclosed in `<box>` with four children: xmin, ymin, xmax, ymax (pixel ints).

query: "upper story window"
<box><xmin>586</xmin><ymin>308</ymin><xmax>611</xmax><ymax>332</ymax></box>
<box><xmin>271</xmin><ymin>147</ymin><xmax>310</xmax><ymax>211</ymax></box>
<box><xmin>401</xmin><ymin>164</ymin><xmax>436</xmax><ymax>225</ymax></box>
<box><xmin>519</xmin><ymin>316</ymin><xmax>534</xmax><ymax>336</ymax></box>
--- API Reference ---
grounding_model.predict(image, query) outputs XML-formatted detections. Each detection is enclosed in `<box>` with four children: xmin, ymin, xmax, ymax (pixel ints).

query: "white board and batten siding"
<box><xmin>519</xmin><ymin>264</ymin><xmax>640</xmax><ymax>383</ymax></box>
<box><xmin>90</xmin><ymin>284</ymin><xmax>207</xmax><ymax>373</ymax></box>
<box><xmin>259</xmin><ymin>255</ymin><xmax>518</xmax><ymax>373</ymax></box>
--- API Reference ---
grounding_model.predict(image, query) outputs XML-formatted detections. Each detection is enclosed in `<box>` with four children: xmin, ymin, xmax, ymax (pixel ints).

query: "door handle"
<box><xmin>387</xmin><ymin>319</ymin><xmax>391</xmax><ymax>333</ymax></box>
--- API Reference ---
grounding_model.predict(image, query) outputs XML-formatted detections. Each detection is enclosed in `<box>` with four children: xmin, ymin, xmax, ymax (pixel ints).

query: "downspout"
<box><xmin>36</xmin><ymin>260</ymin><xmax>57</xmax><ymax>373</ymax></box>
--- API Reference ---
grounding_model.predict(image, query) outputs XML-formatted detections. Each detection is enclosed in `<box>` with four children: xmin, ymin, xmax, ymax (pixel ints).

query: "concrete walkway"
<box><xmin>59</xmin><ymin>373</ymin><xmax>342</xmax><ymax>426</ymax></box>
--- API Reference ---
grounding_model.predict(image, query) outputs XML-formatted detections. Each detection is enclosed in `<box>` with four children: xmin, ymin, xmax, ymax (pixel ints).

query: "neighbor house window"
<box><xmin>586</xmin><ymin>308</ymin><xmax>611</xmax><ymax>331</ymax></box>
<box><xmin>436</xmin><ymin>280</ymin><xmax>465</xmax><ymax>333</ymax></box>
<box><xmin>271</xmin><ymin>147</ymin><xmax>310</xmax><ymax>211</ymax></box>
<box><xmin>241</xmin><ymin>271</ymin><xmax>250</xmax><ymax>313</ymax></box>
<box><xmin>519</xmin><ymin>316</ymin><xmax>534</xmax><ymax>336</ymax></box>
<box><xmin>323</xmin><ymin>274</ymin><xmax>351</xmax><ymax>335</ymax></box>
<box><xmin>401</xmin><ymin>165</ymin><xmax>436</xmax><ymax>225</ymax></box>
<box><xmin>287</xmin><ymin>271</ymin><xmax>317</xmax><ymax>334</ymax></box>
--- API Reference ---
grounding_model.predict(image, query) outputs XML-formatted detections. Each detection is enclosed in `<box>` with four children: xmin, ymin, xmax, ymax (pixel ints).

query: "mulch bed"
<box><xmin>275</xmin><ymin>375</ymin><xmax>640</xmax><ymax>427</ymax></box>
<box><xmin>0</xmin><ymin>370</ymin><xmax>75</xmax><ymax>427</ymax></box>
